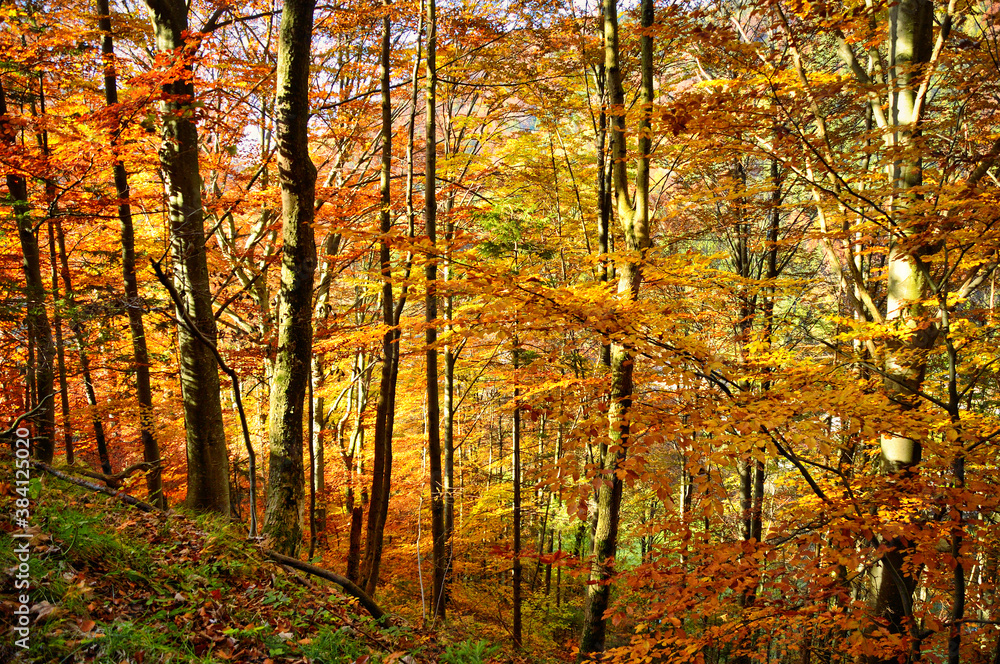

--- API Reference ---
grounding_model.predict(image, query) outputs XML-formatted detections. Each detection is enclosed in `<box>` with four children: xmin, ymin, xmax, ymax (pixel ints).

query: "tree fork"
<box><xmin>579</xmin><ymin>0</ymin><xmax>653</xmax><ymax>654</ymax></box>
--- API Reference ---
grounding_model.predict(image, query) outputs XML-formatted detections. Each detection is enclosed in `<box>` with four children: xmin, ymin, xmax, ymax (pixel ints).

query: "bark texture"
<box><xmin>98</xmin><ymin>0</ymin><xmax>164</xmax><ymax>507</ymax></box>
<box><xmin>360</xmin><ymin>4</ymin><xmax>396</xmax><ymax>596</ymax></box>
<box><xmin>144</xmin><ymin>0</ymin><xmax>230</xmax><ymax>514</ymax></box>
<box><xmin>263</xmin><ymin>0</ymin><xmax>318</xmax><ymax>556</ymax></box>
<box><xmin>1</xmin><ymin>80</ymin><xmax>56</xmax><ymax>462</ymax></box>
<box><xmin>425</xmin><ymin>0</ymin><xmax>447</xmax><ymax>620</ymax></box>
<box><xmin>579</xmin><ymin>0</ymin><xmax>652</xmax><ymax>654</ymax></box>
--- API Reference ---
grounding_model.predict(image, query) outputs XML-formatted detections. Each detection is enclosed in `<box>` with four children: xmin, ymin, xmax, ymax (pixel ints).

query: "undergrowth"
<box><xmin>0</xmin><ymin>477</ymin><xmax>482</xmax><ymax>663</ymax></box>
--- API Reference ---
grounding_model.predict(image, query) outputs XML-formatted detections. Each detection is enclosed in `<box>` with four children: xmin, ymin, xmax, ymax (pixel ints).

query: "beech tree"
<box><xmin>97</xmin><ymin>0</ymin><xmax>164</xmax><ymax>507</ymax></box>
<box><xmin>263</xmin><ymin>0</ymin><xmax>319</xmax><ymax>556</ymax></box>
<box><xmin>579</xmin><ymin>0</ymin><xmax>653</xmax><ymax>654</ymax></box>
<box><xmin>143</xmin><ymin>0</ymin><xmax>230</xmax><ymax>514</ymax></box>
<box><xmin>1</xmin><ymin>80</ymin><xmax>56</xmax><ymax>463</ymax></box>
<box><xmin>425</xmin><ymin>0</ymin><xmax>447</xmax><ymax>620</ymax></box>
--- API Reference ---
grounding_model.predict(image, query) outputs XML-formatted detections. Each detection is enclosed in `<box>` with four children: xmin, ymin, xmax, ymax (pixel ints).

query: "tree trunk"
<box><xmin>361</xmin><ymin>5</ymin><xmax>395</xmax><ymax>596</ymax></box>
<box><xmin>310</xmin><ymin>356</ymin><xmax>327</xmax><ymax>535</ymax></box>
<box><xmin>311</xmin><ymin>231</ymin><xmax>346</xmax><ymax>540</ymax></box>
<box><xmin>872</xmin><ymin>2</ymin><xmax>936</xmax><ymax>652</ymax></box>
<box><xmin>46</xmin><ymin>220</ymin><xmax>72</xmax><ymax>465</ymax></box>
<box><xmin>425</xmin><ymin>0</ymin><xmax>446</xmax><ymax>620</ymax></box>
<box><xmin>347</xmin><ymin>505</ymin><xmax>364</xmax><ymax>582</ymax></box>
<box><xmin>579</xmin><ymin>0</ymin><xmax>652</xmax><ymax>654</ymax></box>
<box><xmin>263</xmin><ymin>0</ymin><xmax>317</xmax><ymax>556</ymax></box>
<box><xmin>512</xmin><ymin>347</ymin><xmax>523</xmax><ymax>648</ymax></box>
<box><xmin>98</xmin><ymin>0</ymin><xmax>165</xmax><ymax>507</ymax></box>
<box><xmin>443</xmin><ymin>197</ymin><xmax>458</xmax><ymax>594</ymax></box>
<box><xmin>143</xmin><ymin>0</ymin><xmax>230</xmax><ymax>514</ymax></box>
<box><xmin>880</xmin><ymin>0</ymin><xmax>935</xmax><ymax>475</ymax></box>
<box><xmin>53</xmin><ymin>215</ymin><xmax>112</xmax><ymax>475</ymax></box>
<box><xmin>1</xmin><ymin>80</ymin><xmax>56</xmax><ymax>463</ymax></box>
<box><xmin>595</xmin><ymin>2</ymin><xmax>612</xmax><ymax>369</ymax></box>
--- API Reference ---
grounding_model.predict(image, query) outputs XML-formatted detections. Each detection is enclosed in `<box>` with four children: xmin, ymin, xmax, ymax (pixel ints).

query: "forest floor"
<box><xmin>0</xmin><ymin>472</ymin><xmax>503</xmax><ymax>664</ymax></box>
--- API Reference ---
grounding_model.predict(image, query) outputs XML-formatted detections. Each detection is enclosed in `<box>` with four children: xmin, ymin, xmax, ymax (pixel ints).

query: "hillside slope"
<box><xmin>0</xmin><ymin>473</ymin><xmax>459</xmax><ymax>663</ymax></box>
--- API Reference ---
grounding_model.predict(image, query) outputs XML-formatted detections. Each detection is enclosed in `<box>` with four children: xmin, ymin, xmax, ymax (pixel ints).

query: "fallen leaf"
<box><xmin>31</xmin><ymin>601</ymin><xmax>57</xmax><ymax>620</ymax></box>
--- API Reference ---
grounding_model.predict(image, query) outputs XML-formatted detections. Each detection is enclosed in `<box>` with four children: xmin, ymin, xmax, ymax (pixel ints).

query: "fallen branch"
<box><xmin>265</xmin><ymin>550</ymin><xmax>386</xmax><ymax>622</ymax></box>
<box><xmin>31</xmin><ymin>461</ymin><xmax>157</xmax><ymax>513</ymax></box>
<box><xmin>63</xmin><ymin>460</ymin><xmax>162</xmax><ymax>489</ymax></box>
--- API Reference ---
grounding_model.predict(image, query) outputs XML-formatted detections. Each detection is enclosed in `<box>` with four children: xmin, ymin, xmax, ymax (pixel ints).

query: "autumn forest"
<box><xmin>3</xmin><ymin>0</ymin><xmax>1000</xmax><ymax>661</ymax></box>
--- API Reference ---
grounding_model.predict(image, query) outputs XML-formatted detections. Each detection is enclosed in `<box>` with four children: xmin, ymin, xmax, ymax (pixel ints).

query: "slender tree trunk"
<box><xmin>66</xmin><ymin>325</ymin><xmax>112</xmax><ymax>474</ymax></box>
<box><xmin>263</xmin><ymin>0</ymin><xmax>318</xmax><ymax>556</ymax></box>
<box><xmin>512</xmin><ymin>346</ymin><xmax>523</xmax><ymax>649</ymax></box>
<box><xmin>143</xmin><ymin>0</ymin><xmax>230</xmax><ymax>514</ymax></box>
<box><xmin>27</xmin><ymin>331</ymin><xmax>36</xmax><ymax>415</ymax></box>
<box><xmin>307</xmin><ymin>367</ymin><xmax>317</xmax><ymax>558</ymax></box>
<box><xmin>311</xmin><ymin>232</ymin><xmax>345</xmax><ymax>540</ymax></box>
<box><xmin>361</xmin><ymin>4</ymin><xmax>396</xmax><ymax>596</ymax></box>
<box><xmin>425</xmin><ymin>0</ymin><xmax>446</xmax><ymax>620</ymax></box>
<box><xmin>53</xmin><ymin>215</ymin><xmax>111</xmax><ymax>475</ymax></box>
<box><xmin>310</xmin><ymin>356</ymin><xmax>327</xmax><ymax>535</ymax></box>
<box><xmin>589</xmin><ymin>0</ymin><xmax>614</xmax><ymax>554</ymax></box>
<box><xmin>872</xmin><ymin>2</ymin><xmax>936</xmax><ymax>652</ymax></box>
<box><xmin>47</xmin><ymin>221</ymin><xmax>72</xmax><ymax>464</ymax></box>
<box><xmin>556</xmin><ymin>532</ymin><xmax>562</xmax><ymax>607</ymax></box>
<box><xmin>443</xmin><ymin>197</ymin><xmax>457</xmax><ymax>593</ymax></box>
<box><xmin>444</xmin><ymin>345</ymin><xmax>456</xmax><ymax>571</ymax></box>
<box><xmin>376</xmin><ymin>4</ymin><xmax>420</xmax><ymax>580</ymax></box>
<box><xmin>595</xmin><ymin>2</ymin><xmax>612</xmax><ymax>370</ymax></box>
<box><xmin>98</xmin><ymin>0</ymin><xmax>164</xmax><ymax>506</ymax></box>
<box><xmin>579</xmin><ymin>0</ymin><xmax>652</xmax><ymax>655</ymax></box>
<box><xmin>1</xmin><ymin>80</ymin><xmax>55</xmax><ymax>462</ymax></box>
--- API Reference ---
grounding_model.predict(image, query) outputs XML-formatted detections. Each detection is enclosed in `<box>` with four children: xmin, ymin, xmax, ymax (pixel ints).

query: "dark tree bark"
<box><xmin>360</xmin><ymin>2</ymin><xmax>396</xmax><ymax>596</ymax></box>
<box><xmin>425</xmin><ymin>0</ymin><xmax>447</xmax><ymax>621</ymax></box>
<box><xmin>512</xmin><ymin>348</ymin><xmax>523</xmax><ymax>648</ymax></box>
<box><xmin>98</xmin><ymin>0</ymin><xmax>164</xmax><ymax>508</ymax></box>
<box><xmin>262</xmin><ymin>0</ymin><xmax>318</xmax><ymax>556</ymax></box>
<box><xmin>47</xmin><ymin>221</ymin><xmax>72</xmax><ymax>465</ymax></box>
<box><xmin>143</xmin><ymin>0</ymin><xmax>230</xmax><ymax>514</ymax></box>
<box><xmin>52</xmin><ymin>217</ymin><xmax>112</xmax><ymax>475</ymax></box>
<box><xmin>0</xmin><ymin>80</ymin><xmax>55</xmax><ymax>463</ymax></box>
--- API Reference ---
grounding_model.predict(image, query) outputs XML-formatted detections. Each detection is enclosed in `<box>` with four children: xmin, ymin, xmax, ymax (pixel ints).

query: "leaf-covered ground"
<box><xmin>0</xmin><ymin>476</ymin><xmax>498</xmax><ymax>664</ymax></box>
